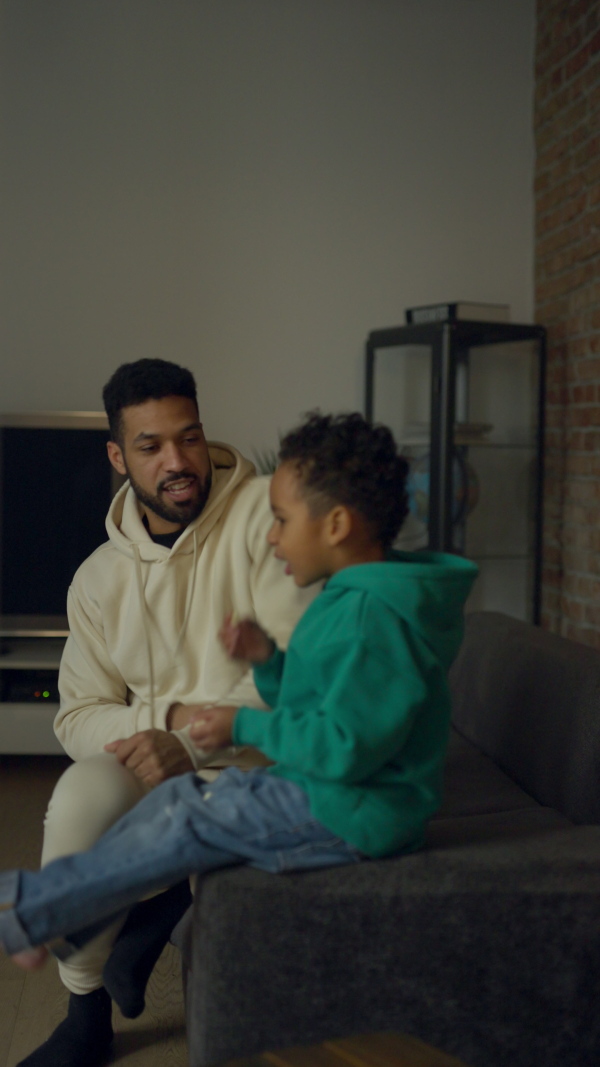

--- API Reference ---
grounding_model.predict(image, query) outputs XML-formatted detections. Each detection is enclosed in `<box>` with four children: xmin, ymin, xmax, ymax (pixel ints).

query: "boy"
<box><xmin>0</xmin><ymin>412</ymin><xmax>477</xmax><ymax>986</ymax></box>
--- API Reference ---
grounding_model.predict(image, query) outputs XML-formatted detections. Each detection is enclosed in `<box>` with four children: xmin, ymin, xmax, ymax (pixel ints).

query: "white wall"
<box><xmin>0</xmin><ymin>0</ymin><xmax>535</xmax><ymax>456</ymax></box>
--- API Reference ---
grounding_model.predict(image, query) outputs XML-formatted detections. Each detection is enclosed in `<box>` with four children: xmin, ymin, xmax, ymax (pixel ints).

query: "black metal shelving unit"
<box><xmin>365</xmin><ymin>320</ymin><xmax>546</xmax><ymax>623</ymax></box>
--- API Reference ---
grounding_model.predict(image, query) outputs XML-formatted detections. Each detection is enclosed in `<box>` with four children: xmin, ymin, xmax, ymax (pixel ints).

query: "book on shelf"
<box><xmin>405</xmin><ymin>301</ymin><xmax>510</xmax><ymax>325</ymax></box>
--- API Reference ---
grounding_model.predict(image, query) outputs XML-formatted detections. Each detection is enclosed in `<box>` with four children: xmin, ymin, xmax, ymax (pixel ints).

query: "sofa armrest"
<box><xmin>449</xmin><ymin>611</ymin><xmax>600</xmax><ymax>823</ymax></box>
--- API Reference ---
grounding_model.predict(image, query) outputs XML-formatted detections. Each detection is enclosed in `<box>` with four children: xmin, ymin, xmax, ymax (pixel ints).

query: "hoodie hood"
<box><xmin>105</xmin><ymin>441</ymin><xmax>255</xmax><ymax>560</ymax></box>
<box><xmin>101</xmin><ymin>441</ymin><xmax>256</xmax><ymax>718</ymax></box>
<box><xmin>328</xmin><ymin>550</ymin><xmax>478</xmax><ymax>669</ymax></box>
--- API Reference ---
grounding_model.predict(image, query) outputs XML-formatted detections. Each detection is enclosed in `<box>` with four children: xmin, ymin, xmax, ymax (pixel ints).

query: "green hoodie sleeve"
<box><xmin>234</xmin><ymin>612</ymin><xmax>445</xmax><ymax>785</ymax></box>
<box><xmin>251</xmin><ymin>647</ymin><xmax>286</xmax><ymax>708</ymax></box>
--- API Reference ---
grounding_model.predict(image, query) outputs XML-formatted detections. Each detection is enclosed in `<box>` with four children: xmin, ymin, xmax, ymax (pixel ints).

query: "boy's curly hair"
<box><xmin>103</xmin><ymin>358</ymin><xmax>198</xmax><ymax>444</ymax></box>
<box><xmin>278</xmin><ymin>411</ymin><xmax>409</xmax><ymax>548</ymax></box>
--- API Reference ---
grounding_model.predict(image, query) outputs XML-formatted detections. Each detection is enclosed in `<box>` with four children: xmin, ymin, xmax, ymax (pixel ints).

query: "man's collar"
<box><xmin>141</xmin><ymin>513</ymin><xmax>185</xmax><ymax>549</ymax></box>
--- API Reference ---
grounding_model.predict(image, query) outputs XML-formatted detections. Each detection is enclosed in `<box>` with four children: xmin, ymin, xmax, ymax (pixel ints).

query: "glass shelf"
<box><xmin>365</xmin><ymin>320</ymin><xmax>546</xmax><ymax>623</ymax></box>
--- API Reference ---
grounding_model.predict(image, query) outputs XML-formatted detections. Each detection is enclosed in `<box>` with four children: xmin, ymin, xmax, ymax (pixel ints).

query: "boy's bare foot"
<box><xmin>11</xmin><ymin>946</ymin><xmax>48</xmax><ymax>970</ymax></box>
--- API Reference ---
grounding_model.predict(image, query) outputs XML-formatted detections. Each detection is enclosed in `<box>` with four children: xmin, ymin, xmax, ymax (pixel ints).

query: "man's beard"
<box><xmin>126</xmin><ymin>465</ymin><xmax>213</xmax><ymax>528</ymax></box>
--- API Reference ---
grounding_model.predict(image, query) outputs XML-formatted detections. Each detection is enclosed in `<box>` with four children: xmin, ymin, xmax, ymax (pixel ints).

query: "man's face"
<box><xmin>107</xmin><ymin>396</ymin><xmax>213</xmax><ymax>535</ymax></box>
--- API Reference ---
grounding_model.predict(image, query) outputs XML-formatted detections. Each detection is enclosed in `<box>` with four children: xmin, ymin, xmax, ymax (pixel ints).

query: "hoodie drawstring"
<box><xmin>173</xmin><ymin>528</ymin><xmax>198</xmax><ymax>663</ymax></box>
<box><xmin>133</xmin><ymin>529</ymin><xmax>248</xmax><ymax>748</ymax></box>
<box><xmin>133</xmin><ymin>543</ymin><xmax>156</xmax><ymax>721</ymax></box>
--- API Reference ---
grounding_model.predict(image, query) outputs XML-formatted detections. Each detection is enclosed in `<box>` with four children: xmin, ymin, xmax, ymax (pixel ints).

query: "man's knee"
<box><xmin>42</xmin><ymin>752</ymin><xmax>147</xmax><ymax>864</ymax></box>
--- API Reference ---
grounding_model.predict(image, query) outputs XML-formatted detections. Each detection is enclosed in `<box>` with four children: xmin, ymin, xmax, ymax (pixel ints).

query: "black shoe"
<box><xmin>17</xmin><ymin>988</ymin><xmax>113</xmax><ymax>1067</ymax></box>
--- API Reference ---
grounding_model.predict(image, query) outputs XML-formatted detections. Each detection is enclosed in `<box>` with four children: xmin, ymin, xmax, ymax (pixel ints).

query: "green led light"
<box><xmin>43</xmin><ymin>691</ymin><xmax>50</xmax><ymax>698</ymax></box>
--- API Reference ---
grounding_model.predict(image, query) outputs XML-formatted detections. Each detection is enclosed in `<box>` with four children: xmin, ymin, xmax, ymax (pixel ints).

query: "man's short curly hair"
<box><xmin>278</xmin><ymin>411</ymin><xmax>409</xmax><ymax>549</ymax></box>
<box><xmin>102</xmin><ymin>358</ymin><xmax>198</xmax><ymax>444</ymax></box>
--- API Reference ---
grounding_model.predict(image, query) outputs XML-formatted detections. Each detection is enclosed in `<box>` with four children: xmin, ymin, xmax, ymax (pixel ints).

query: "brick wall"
<box><xmin>535</xmin><ymin>0</ymin><xmax>600</xmax><ymax>646</ymax></box>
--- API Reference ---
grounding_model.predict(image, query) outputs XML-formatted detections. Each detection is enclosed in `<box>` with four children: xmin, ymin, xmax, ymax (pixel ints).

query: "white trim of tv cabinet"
<box><xmin>0</xmin><ymin>703</ymin><xmax>66</xmax><ymax>755</ymax></box>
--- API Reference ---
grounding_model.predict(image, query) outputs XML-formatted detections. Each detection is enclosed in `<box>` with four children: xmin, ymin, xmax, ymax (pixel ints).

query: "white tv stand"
<box><xmin>0</xmin><ymin>618</ymin><xmax>68</xmax><ymax>755</ymax></box>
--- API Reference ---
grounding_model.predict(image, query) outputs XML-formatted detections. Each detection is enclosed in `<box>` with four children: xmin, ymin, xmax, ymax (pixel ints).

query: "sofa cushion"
<box><xmin>427</xmin><ymin>805</ymin><xmax>572</xmax><ymax>852</ymax></box>
<box><xmin>436</xmin><ymin>728</ymin><xmax>540</xmax><ymax>819</ymax></box>
<box><xmin>449</xmin><ymin>612</ymin><xmax>600</xmax><ymax>824</ymax></box>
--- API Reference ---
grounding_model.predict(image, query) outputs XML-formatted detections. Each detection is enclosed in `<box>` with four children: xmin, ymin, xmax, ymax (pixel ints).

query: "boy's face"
<box><xmin>268</xmin><ymin>463</ymin><xmax>333</xmax><ymax>587</ymax></box>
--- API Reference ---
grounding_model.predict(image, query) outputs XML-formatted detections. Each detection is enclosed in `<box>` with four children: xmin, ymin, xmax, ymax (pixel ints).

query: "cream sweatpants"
<box><xmin>41</xmin><ymin>753</ymin><xmax>148</xmax><ymax>993</ymax></box>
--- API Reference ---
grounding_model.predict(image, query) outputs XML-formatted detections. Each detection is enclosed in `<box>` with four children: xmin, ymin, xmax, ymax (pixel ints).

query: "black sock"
<box><xmin>17</xmin><ymin>988</ymin><xmax>113</xmax><ymax>1067</ymax></box>
<box><xmin>103</xmin><ymin>880</ymin><xmax>192</xmax><ymax>1019</ymax></box>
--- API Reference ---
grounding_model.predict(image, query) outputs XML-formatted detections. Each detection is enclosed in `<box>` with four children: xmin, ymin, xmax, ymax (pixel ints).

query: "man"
<box><xmin>22</xmin><ymin>359</ymin><xmax>315</xmax><ymax>1067</ymax></box>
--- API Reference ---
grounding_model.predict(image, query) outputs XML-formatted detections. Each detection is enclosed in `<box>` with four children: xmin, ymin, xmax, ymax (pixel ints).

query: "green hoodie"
<box><xmin>233</xmin><ymin>550</ymin><xmax>478</xmax><ymax>858</ymax></box>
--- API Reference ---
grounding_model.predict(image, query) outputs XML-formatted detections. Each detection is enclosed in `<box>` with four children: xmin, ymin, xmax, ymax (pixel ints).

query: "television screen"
<box><xmin>0</xmin><ymin>425</ymin><xmax>113</xmax><ymax>618</ymax></box>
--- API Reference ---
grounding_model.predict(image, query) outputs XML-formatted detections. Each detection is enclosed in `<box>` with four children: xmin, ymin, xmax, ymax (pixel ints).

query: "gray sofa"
<box><xmin>173</xmin><ymin>611</ymin><xmax>600</xmax><ymax>1067</ymax></box>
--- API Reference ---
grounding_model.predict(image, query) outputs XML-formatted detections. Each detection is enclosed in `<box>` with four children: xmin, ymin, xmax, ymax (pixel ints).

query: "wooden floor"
<box><xmin>226</xmin><ymin>1032</ymin><xmax>470</xmax><ymax>1066</ymax></box>
<box><xmin>0</xmin><ymin>755</ymin><xmax>188</xmax><ymax>1067</ymax></box>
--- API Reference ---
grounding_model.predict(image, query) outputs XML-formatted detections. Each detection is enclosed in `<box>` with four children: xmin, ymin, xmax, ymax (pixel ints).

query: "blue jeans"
<box><xmin>0</xmin><ymin>768</ymin><xmax>361</xmax><ymax>957</ymax></box>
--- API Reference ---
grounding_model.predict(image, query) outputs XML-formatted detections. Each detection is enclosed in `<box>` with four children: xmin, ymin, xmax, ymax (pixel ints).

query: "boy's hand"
<box><xmin>219</xmin><ymin>614</ymin><xmax>276</xmax><ymax>664</ymax></box>
<box><xmin>190</xmin><ymin>705</ymin><xmax>238</xmax><ymax>750</ymax></box>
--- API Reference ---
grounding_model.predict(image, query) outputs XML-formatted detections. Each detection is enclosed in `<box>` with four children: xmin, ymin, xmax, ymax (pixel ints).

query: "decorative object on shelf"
<box><xmin>454</xmin><ymin>421</ymin><xmax>493</xmax><ymax>444</ymax></box>
<box><xmin>365</xmin><ymin>319</ymin><xmax>546</xmax><ymax>623</ymax></box>
<box><xmin>405</xmin><ymin>301</ymin><xmax>510</xmax><ymax>325</ymax></box>
<box><xmin>407</xmin><ymin>452</ymin><xmax>480</xmax><ymax>526</ymax></box>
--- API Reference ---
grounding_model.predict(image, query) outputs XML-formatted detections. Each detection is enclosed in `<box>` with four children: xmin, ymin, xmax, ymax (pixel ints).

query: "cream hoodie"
<box><xmin>55</xmin><ymin>442</ymin><xmax>315</xmax><ymax>768</ymax></box>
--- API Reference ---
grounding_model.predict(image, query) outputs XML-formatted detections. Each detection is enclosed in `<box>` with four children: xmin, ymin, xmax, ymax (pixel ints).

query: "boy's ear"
<box><xmin>325</xmin><ymin>505</ymin><xmax>353</xmax><ymax>546</ymax></box>
<box><xmin>107</xmin><ymin>440</ymin><xmax>127</xmax><ymax>477</ymax></box>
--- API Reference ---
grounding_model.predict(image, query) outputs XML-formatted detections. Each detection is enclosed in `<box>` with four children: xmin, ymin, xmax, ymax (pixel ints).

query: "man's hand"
<box><xmin>219</xmin><ymin>614</ymin><xmax>275</xmax><ymax>664</ymax></box>
<box><xmin>190</xmin><ymin>705</ymin><xmax>237</xmax><ymax>751</ymax></box>
<box><xmin>104</xmin><ymin>729</ymin><xmax>194</xmax><ymax>787</ymax></box>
